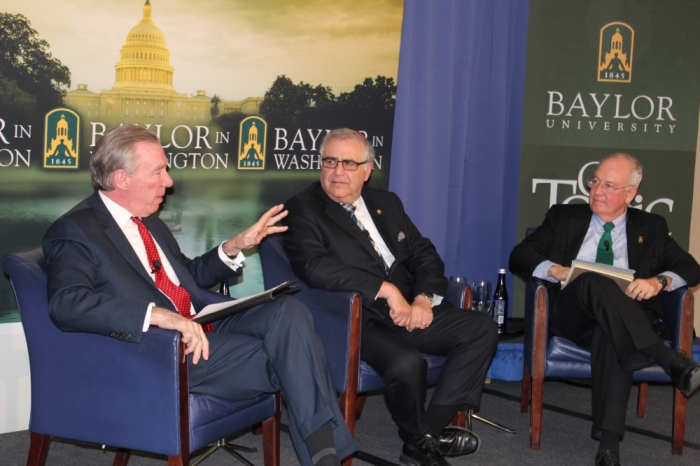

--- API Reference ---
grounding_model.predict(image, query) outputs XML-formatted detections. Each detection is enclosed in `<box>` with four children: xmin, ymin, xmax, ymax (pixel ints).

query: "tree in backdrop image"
<box><xmin>259</xmin><ymin>75</ymin><xmax>335</xmax><ymax>129</ymax></box>
<box><xmin>257</xmin><ymin>74</ymin><xmax>396</xmax><ymax>141</ymax></box>
<box><xmin>0</xmin><ymin>13</ymin><xmax>70</xmax><ymax>124</ymax></box>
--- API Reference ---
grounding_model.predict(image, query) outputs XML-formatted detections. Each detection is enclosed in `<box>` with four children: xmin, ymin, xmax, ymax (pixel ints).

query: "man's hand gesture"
<box><xmin>222</xmin><ymin>204</ymin><xmax>288</xmax><ymax>257</ymax></box>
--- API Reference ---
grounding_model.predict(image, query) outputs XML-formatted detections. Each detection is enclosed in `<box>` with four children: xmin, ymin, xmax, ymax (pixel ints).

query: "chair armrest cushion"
<box><xmin>659</xmin><ymin>287</ymin><xmax>692</xmax><ymax>349</ymax></box>
<box><xmin>29</xmin><ymin>326</ymin><xmax>184</xmax><ymax>455</ymax></box>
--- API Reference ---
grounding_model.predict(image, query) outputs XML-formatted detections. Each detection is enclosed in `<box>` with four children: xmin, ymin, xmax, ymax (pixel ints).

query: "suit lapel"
<box><xmin>314</xmin><ymin>184</ymin><xmax>388</xmax><ymax>272</ymax></box>
<box><xmin>89</xmin><ymin>193</ymin><xmax>153</xmax><ymax>284</ymax></box>
<box><xmin>626</xmin><ymin>209</ymin><xmax>645</xmax><ymax>271</ymax></box>
<box><xmin>364</xmin><ymin>194</ymin><xmax>397</xmax><ymax>256</ymax></box>
<box><xmin>566</xmin><ymin>208</ymin><xmax>591</xmax><ymax>263</ymax></box>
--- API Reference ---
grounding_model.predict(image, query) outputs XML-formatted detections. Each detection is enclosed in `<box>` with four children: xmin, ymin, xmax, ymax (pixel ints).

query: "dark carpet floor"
<box><xmin>1</xmin><ymin>378</ymin><xmax>698</xmax><ymax>466</ymax></box>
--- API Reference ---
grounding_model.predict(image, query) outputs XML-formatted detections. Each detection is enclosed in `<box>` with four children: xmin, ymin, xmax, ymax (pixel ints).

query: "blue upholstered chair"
<box><xmin>2</xmin><ymin>247</ymin><xmax>280</xmax><ymax>466</ymax></box>
<box><xmin>520</xmin><ymin>277</ymin><xmax>694</xmax><ymax>455</ymax></box>
<box><xmin>258</xmin><ymin>235</ymin><xmax>469</xmax><ymax>466</ymax></box>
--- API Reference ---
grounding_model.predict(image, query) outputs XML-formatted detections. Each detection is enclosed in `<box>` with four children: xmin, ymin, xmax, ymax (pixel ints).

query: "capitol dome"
<box><xmin>114</xmin><ymin>0</ymin><xmax>174</xmax><ymax>90</ymax></box>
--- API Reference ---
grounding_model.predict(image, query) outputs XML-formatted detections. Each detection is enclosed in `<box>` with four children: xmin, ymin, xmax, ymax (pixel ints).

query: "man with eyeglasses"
<box><xmin>283</xmin><ymin>128</ymin><xmax>498</xmax><ymax>466</ymax></box>
<box><xmin>510</xmin><ymin>152</ymin><xmax>700</xmax><ymax>466</ymax></box>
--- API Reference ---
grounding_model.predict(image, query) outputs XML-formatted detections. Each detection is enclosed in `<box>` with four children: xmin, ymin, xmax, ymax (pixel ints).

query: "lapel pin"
<box><xmin>638</xmin><ymin>236</ymin><xmax>643</xmax><ymax>243</ymax></box>
<box><xmin>377</xmin><ymin>209</ymin><xmax>382</xmax><ymax>215</ymax></box>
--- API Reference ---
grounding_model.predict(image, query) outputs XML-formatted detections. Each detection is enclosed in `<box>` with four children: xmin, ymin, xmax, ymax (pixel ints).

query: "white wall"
<box><xmin>0</xmin><ymin>323</ymin><xmax>31</xmax><ymax>434</ymax></box>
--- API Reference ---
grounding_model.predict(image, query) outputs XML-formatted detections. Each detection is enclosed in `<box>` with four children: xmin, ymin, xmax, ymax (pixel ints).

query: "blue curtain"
<box><xmin>389</xmin><ymin>0</ymin><xmax>529</xmax><ymax>298</ymax></box>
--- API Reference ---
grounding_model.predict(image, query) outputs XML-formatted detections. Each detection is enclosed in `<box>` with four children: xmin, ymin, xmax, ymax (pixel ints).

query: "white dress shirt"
<box><xmin>353</xmin><ymin>196</ymin><xmax>396</xmax><ymax>268</ymax></box>
<box><xmin>354</xmin><ymin>196</ymin><xmax>443</xmax><ymax>306</ymax></box>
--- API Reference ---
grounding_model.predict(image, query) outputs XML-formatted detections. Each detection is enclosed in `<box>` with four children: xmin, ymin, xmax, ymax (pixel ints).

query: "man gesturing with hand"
<box><xmin>43</xmin><ymin>125</ymin><xmax>355</xmax><ymax>466</ymax></box>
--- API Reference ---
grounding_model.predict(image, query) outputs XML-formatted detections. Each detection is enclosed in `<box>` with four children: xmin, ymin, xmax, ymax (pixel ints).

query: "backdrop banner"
<box><xmin>514</xmin><ymin>0</ymin><xmax>700</xmax><ymax>313</ymax></box>
<box><xmin>0</xmin><ymin>0</ymin><xmax>403</xmax><ymax>323</ymax></box>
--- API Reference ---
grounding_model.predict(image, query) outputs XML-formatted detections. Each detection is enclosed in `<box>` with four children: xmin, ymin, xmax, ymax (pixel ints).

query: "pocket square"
<box><xmin>398</xmin><ymin>232</ymin><xmax>406</xmax><ymax>241</ymax></box>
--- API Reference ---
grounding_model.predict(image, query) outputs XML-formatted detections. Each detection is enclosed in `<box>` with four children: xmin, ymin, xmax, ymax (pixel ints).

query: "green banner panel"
<box><xmin>514</xmin><ymin>0</ymin><xmax>700</xmax><ymax>314</ymax></box>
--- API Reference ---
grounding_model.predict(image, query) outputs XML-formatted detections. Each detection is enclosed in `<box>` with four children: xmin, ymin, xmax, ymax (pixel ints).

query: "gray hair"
<box><xmin>600</xmin><ymin>152</ymin><xmax>643</xmax><ymax>187</ymax></box>
<box><xmin>319</xmin><ymin>128</ymin><xmax>375</xmax><ymax>164</ymax></box>
<box><xmin>90</xmin><ymin>125</ymin><xmax>161</xmax><ymax>190</ymax></box>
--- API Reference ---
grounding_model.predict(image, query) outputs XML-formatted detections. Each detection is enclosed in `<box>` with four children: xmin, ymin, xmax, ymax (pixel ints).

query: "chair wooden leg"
<box><xmin>175</xmin><ymin>341</ymin><xmax>190</xmax><ymax>466</ymax></box>
<box><xmin>636</xmin><ymin>382</ymin><xmax>648</xmax><ymax>418</ymax></box>
<box><xmin>354</xmin><ymin>393</ymin><xmax>368</xmax><ymax>421</ymax></box>
<box><xmin>342</xmin><ymin>293</ymin><xmax>363</xmax><ymax>466</ymax></box>
<box><xmin>529</xmin><ymin>285</ymin><xmax>548</xmax><ymax>451</ymax></box>
<box><xmin>530</xmin><ymin>365</ymin><xmax>543</xmax><ymax>451</ymax></box>
<box><xmin>451</xmin><ymin>410</ymin><xmax>466</xmax><ymax>428</ymax></box>
<box><xmin>113</xmin><ymin>448</ymin><xmax>131</xmax><ymax>466</ymax></box>
<box><xmin>341</xmin><ymin>452</ymin><xmax>354</xmax><ymax>466</ymax></box>
<box><xmin>27</xmin><ymin>432</ymin><xmax>50</xmax><ymax>466</ymax></box>
<box><xmin>672</xmin><ymin>387</ymin><xmax>687</xmax><ymax>455</ymax></box>
<box><xmin>339</xmin><ymin>392</ymin><xmax>357</xmax><ymax>466</ymax></box>
<box><xmin>339</xmin><ymin>393</ymin><xmax>356</xmax><ymax>437</ymax></box>
<box><xmin>521</xmin><ymin>364</ymin><xmax>531</xmax><ymax>413</ymax></box>
<box><xmin>671</xmin><ymin>289</ymin><xmax>693</xmax><ymax>456</ymax></box>
<box><xmin>263</xmin><ymin>392</ymin><xmax>281</xmax><ymax>466</ymax></box>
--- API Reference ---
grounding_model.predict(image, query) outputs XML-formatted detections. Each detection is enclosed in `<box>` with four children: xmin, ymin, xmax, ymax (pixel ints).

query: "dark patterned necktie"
<box><xmin>131</xmin><ymin>217</ymin><xmax>211</xmax><ymax>332</ymax></box>
<box><xmin>341</xmin><ymin>203</ymin><xmax>389</xmax><ymax>273</ymax></box>
<box><xmin>595</xmin><ymin>222</ymin><xmax>615</xmax><ymax>266</ymax></box>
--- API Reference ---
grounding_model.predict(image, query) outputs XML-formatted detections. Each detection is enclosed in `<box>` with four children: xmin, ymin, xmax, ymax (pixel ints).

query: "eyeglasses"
<box><xmin>586</xmin><ymin>178</ymin><xmax>633</xmax><ymax>194</ymax></box>
<box><xmin>321</xmin><ymin>157</ymin><xmax>369</xmax><ymax>171</ymax></box>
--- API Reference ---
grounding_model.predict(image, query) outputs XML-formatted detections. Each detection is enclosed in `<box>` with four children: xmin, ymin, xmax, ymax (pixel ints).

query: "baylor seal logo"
<box><xmin>238</xmin><ymin>116</ymin><xmax>267</xmax><ymax>170</ymax></box>
<box><xmin>44</xmin><ymin>108</ymin><xmax>80</xmax><ymax>169</ymax></box>
<box><xmin>598</xmin><ymin>22</ymin><xmax>634</xmax><ymax>83</ymax></box>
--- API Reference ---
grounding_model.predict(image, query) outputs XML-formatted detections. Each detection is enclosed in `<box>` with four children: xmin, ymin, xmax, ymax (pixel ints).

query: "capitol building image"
<box><xmin>65</xmin><ymin>0</ymin><xmax>261</xmax><ymax>127</ymax></box>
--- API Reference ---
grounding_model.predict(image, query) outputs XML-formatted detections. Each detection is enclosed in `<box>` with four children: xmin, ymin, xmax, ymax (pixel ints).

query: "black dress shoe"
<box><xmin>669</xmin><ymin>353</ymin><xmax>700</xmax><ymax>397</ymax></box>
<box><xmin>400</xmin><ymin>435</ymin><xmax>450</xmax><ymax>466</ymax></box>
<box><xmin>594</xmin><ymin>450</ymin><xmax>620</xmax><ymax>466</ymax></box>
<box><xmin>436</xmin><ymin>426</ymin><xmax>480</xmax><ymax>457</ymax></box>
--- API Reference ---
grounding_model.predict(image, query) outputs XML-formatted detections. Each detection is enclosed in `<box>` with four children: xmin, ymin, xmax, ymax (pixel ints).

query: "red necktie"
<box><xmin>131</xmin><ymin>217</ymin><xmax>211</xmax><ymax>332</ymax></box>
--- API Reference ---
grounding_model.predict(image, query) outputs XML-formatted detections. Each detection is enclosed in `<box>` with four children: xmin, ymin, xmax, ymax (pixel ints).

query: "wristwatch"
<box><xmin>656</xmin><ymin>275</ymin><xmax>668</xmax><ymax>291</ymax></box>
<box><xmin>420</xmin><ymin>292</ymin><xmax>435</xmax><ymax>307</ymax></box>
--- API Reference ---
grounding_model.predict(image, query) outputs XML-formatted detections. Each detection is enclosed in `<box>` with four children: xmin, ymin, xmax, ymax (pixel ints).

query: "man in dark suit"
<box><xmin>509</xmin><ymin>152</ymin><xmax>700</xmax><ymax>466</ymax></box>
<box><xmin>42</xmin><ymin>125</ymin><xmax>355</xmax><ymax>466</ymax></box>
<box><xmin>283</xmin><ymin>128</ymin><xmax>498</xmax><ymax>466</ymax></box>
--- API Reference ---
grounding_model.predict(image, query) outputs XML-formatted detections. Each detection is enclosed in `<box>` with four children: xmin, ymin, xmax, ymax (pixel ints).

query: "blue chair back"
<box><xmin>260</xmin><ymin>235</ymin><xmax>358</xmax><ymax>394</ymax></box>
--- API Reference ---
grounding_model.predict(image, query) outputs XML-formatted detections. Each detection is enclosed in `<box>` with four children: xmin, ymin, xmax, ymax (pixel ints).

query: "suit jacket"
<box><xmin>284</xmin><ymin>182</ymin><xmax>446</xmax><ymax>326</ymax></box>
<box><xmin>509</xmin><ymin>203</ymin><xmax>700</xmax><ymax>320</ymax></box>
<box><xmin>42</xmin><ymin>191</ymin><xmax>238</xmax><ymax>343</ymax></box>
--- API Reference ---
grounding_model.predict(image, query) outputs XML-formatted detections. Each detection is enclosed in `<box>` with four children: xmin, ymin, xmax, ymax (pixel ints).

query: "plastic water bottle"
<box><xmin>492</xmin><ymin>269</ymin><xmax>508</xmax><ymax>333</ymax></box>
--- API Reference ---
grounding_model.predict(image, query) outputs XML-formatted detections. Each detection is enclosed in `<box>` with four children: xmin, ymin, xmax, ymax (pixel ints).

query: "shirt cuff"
<box><xmin>143</xmin><ymin>302</ymin><xmax>155</xmax><ymax>332</ymax></box>
<box><xmin>413</xmin><ymin>293</ymin><xmax>443</xmax><ymax>307</ymax></box>
<box><xmin>218</xmin><ymin>242</ymin><xmax>245</xmax><ymax>270</ymax></box>
<box><xmin>533</xmin><ymin>260</ymin><xmax>560</xmax><ymax>283</ymax></box>
<box><xmin>661</xmin><ymin>271</ymin><xmax>686</xmax><ymax>292</ymax></box>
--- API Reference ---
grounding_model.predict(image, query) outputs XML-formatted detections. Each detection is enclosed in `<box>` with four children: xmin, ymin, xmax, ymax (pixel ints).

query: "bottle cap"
<box><xmin>498</xmin><ymin>268</ymin><xmax>506</xmax><ymax>274</ymax></box>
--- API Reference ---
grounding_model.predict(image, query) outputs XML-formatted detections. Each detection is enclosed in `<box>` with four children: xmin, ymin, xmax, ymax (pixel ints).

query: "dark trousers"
<box><xmin>187</xmin><ymin>295</ymin><xmax>356</xmax><ymax>466</ymax></box>
<box><xmin>360</xmin><ymin>304</ymin><xmax>498</xmax><ymax>437</ymax></box>
<box><xmin>550</xmin><ymin>272</ymin><xmax>662</xmax><ymax>439</ymax></box>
